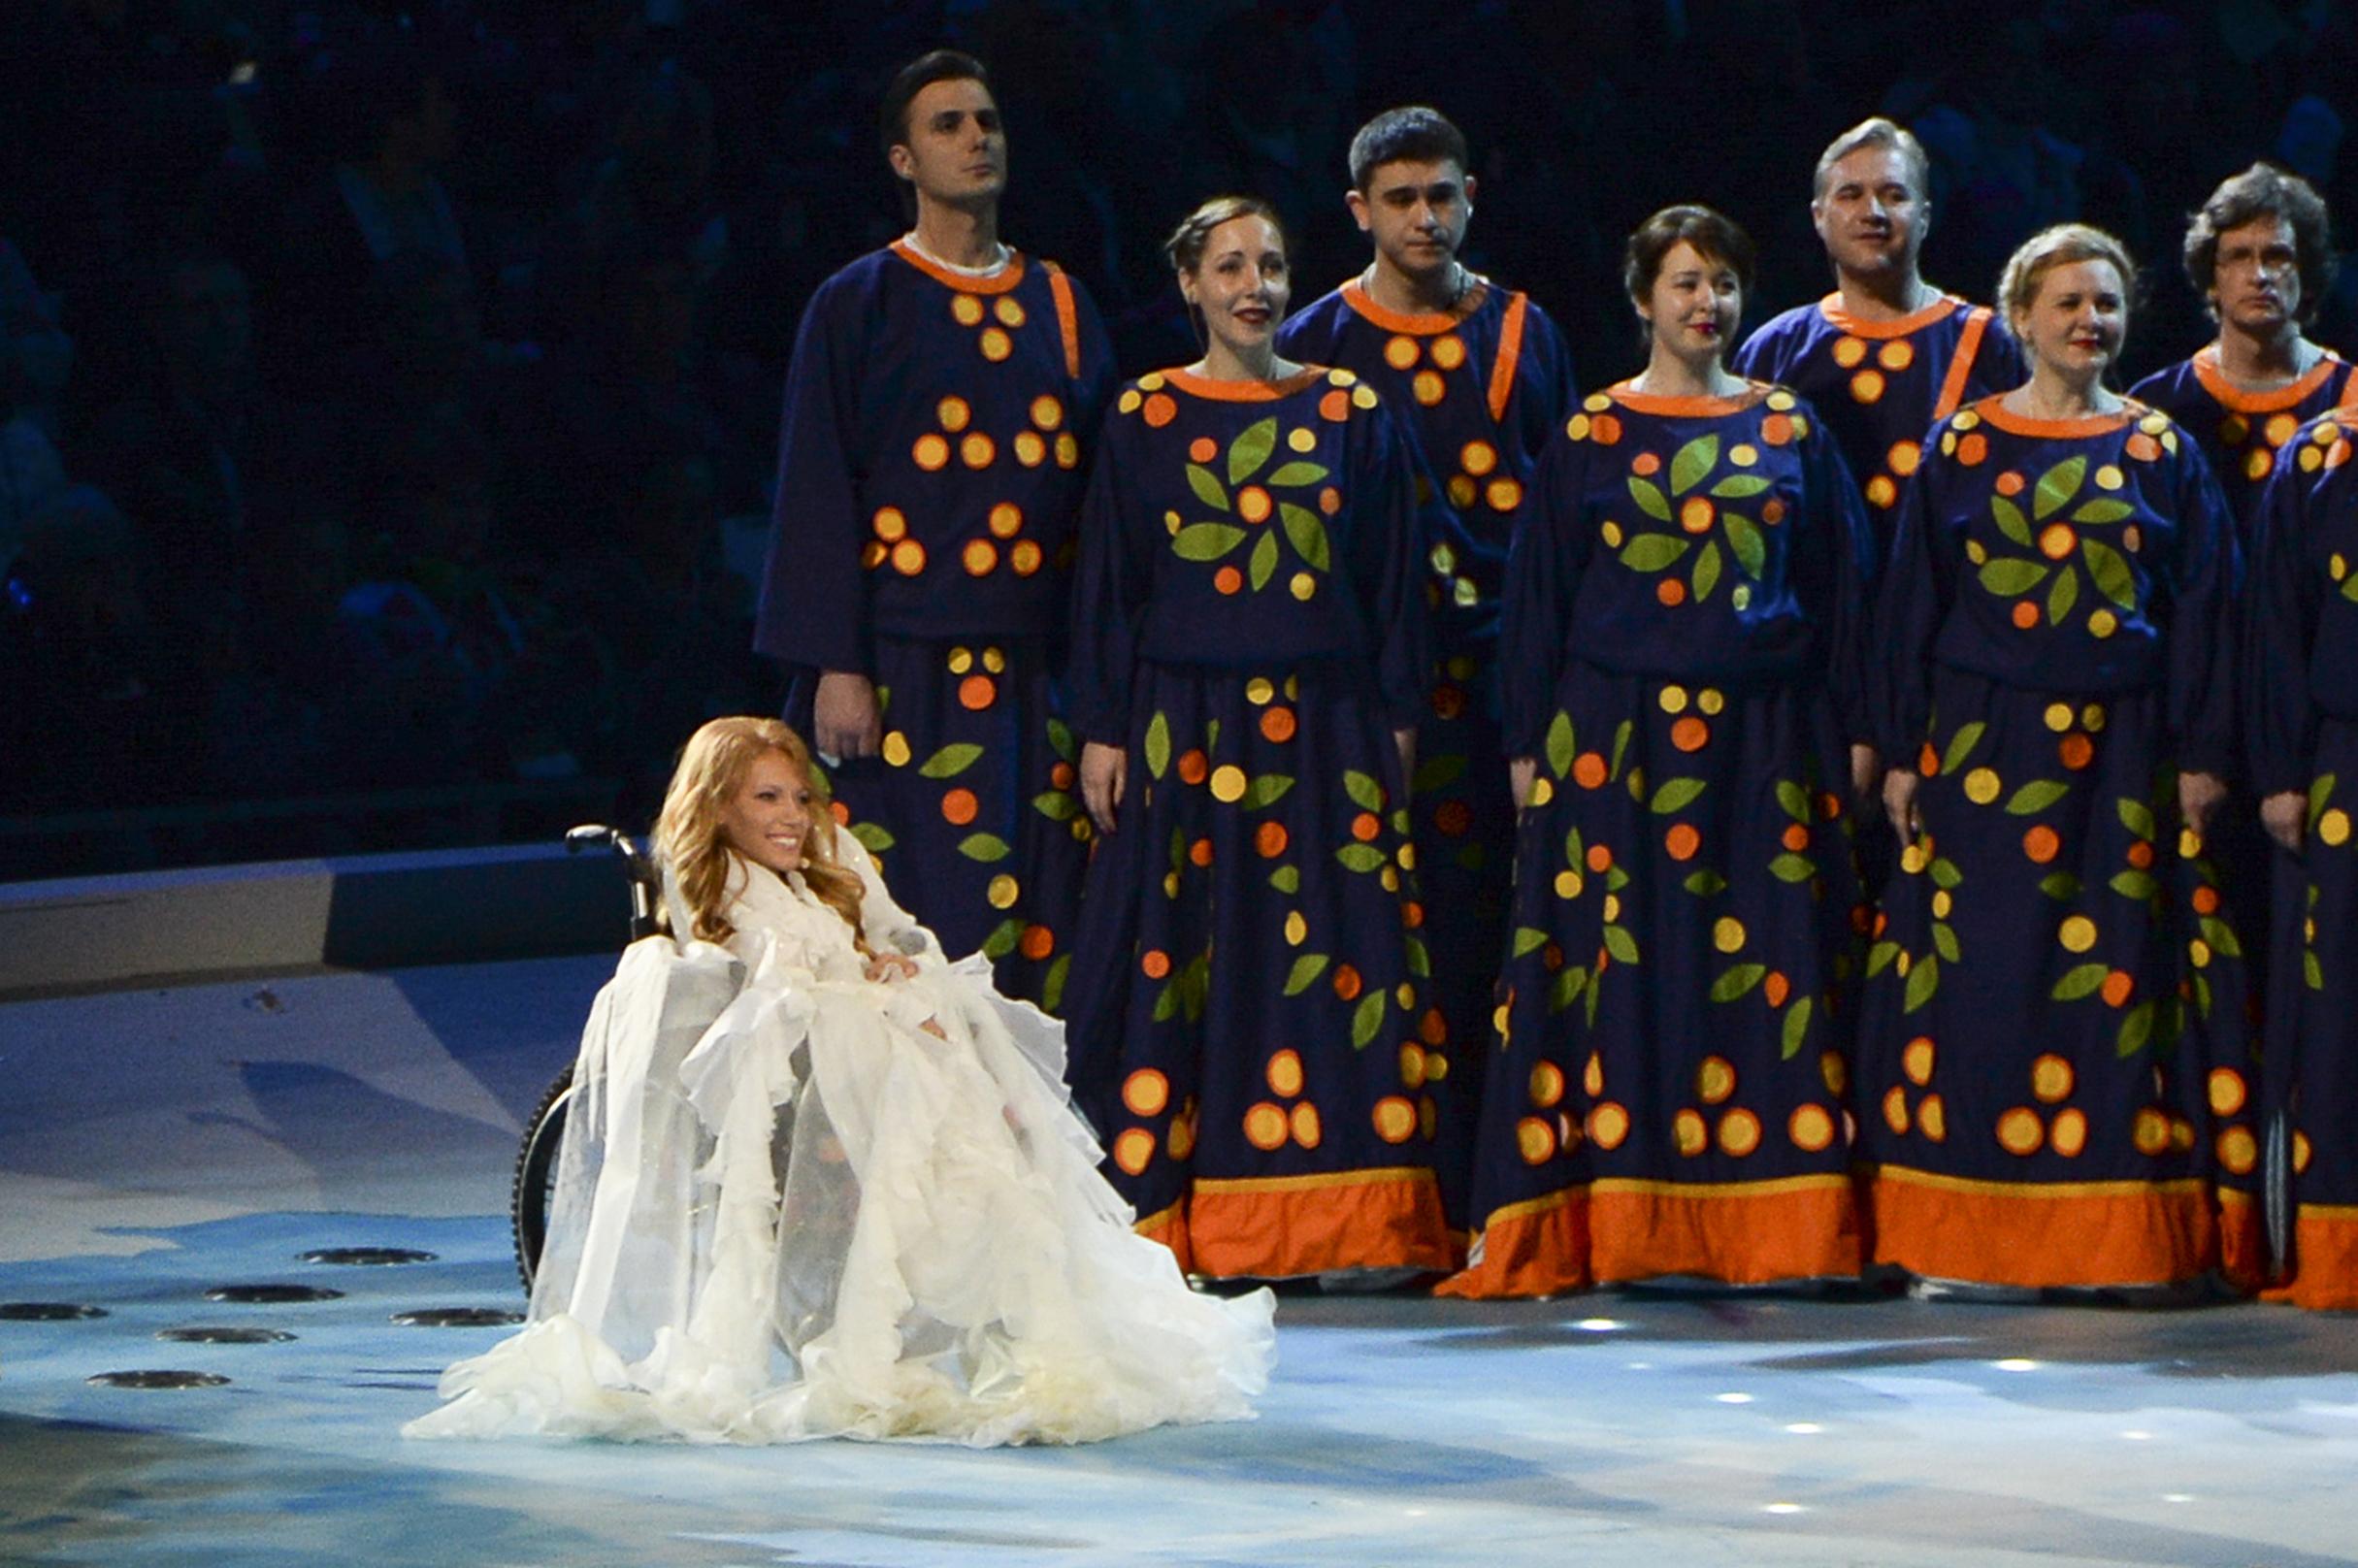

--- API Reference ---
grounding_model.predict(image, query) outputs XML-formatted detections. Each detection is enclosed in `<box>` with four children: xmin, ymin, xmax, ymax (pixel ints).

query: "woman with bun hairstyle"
<box><xmin>1061</xmin><ymin>197</ymin><xmax>1453</xmax><ymax>1282</ymax></box>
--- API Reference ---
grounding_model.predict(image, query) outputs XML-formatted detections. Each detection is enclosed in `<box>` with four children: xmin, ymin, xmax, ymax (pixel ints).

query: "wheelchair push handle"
<box><xmin>564</xmin><ymin>823</ymin><xmax>661</xmax><ymax>942</ymax></box>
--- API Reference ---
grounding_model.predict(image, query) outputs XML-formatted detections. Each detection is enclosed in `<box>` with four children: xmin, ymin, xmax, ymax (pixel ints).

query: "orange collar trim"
<box><xmin>1158</xmin><ymin>365</ymin><xmax>1332</xmax><ymax>402</ymax></box>
<box><xmin>1607</xmin><ymin>378</ymin><xmax>1770</xmax><ymax>418</ymax></box>
<box><xmin>1339</xmin><ymin>277</ymin><xmax>1490</xmax><ymax>335</ymax></box>
<box><xmin>1972</xmin><ymin>392</ymin><xmax>2136</xmax><ymax>440</ymax></box>
<box><xmin>2189</xmin><ymin>343</ymin><xmax>2345</xmax><ymax>414</ymax></box>
<box><xmin>889</xmin><ymin>238</ymin><xmax>1028</xmax><ymax>295</ymax></box>
<box><xmin>1818</xmin><ymin>290</ymin><xmax>1964</xmax><ymax>341</ymax></box>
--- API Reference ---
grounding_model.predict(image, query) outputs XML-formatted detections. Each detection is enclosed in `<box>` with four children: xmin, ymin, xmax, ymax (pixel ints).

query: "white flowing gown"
<box><xmin>405</xmin><ymin>840</ymin><xmax>1275</xmax><ymax>1445</ymax></box>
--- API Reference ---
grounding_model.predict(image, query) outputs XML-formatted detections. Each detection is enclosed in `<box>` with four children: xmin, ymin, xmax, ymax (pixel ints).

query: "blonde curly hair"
<box><xmin>654</xmin><ymin>716</ymin><xmax>868</xmax><ymax>948</ymax></box>
<box><xmin>1997</xmin><ymin>223</ymin><xmax>2139</xmax><ymax>338</ymax></box>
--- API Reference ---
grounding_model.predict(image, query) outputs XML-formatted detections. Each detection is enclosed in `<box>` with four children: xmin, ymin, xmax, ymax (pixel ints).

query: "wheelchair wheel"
<box><xmin>509</xmin><ymin>1066</ymin><xmax>575</xmax><ymax>1292</ymax></box>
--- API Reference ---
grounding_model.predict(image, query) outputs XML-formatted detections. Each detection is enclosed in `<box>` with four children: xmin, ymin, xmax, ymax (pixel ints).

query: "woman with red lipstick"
<box><xmin>1061</xmin><ymin>197</ymin><xmax>1454</xmax><ymax>1282</ymax></box>
<box><xmin>1440</xmin><ymin>206</ymin><xmax>1878</xmax><ymax>1296</ymax></box>
<box><xmin>1860</xmin><ymin>225</ymin><xmax>2240</xmax><ymax>1294</ymax></box>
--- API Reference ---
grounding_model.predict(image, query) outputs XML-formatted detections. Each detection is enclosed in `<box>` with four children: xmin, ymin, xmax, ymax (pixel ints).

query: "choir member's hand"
<box><xmin>2260</xmin><ymin>789</ymin><xmax>2307</xmax><ymax>853</ymax></box>
<box><xmin>1081</xmin><ymin>741</ymin><xmax>1127</xmax><ymax>835</ymax></box>
<box><xmin>2178</xmin><ymin>770</ymin><xmax>2229</xmax><ymax>839</ymax></box>
<box><xmin>920</xmin><ymin>1017</ymin><xmax>948</xmax><ymax>1040</ymax></box>
<box><xmin>1850</xmin><ymin>744</ymin><xmax>1882</xmax><ymax>810</ymax></box>
<box><xmin>865</xmin><ymin>950</ymin><xmax>919</xmax><ymax>984</ymax></box>
<box><xmin>1393</xmin><ymin>727</ymin><xmax>1418</xmax><ymax>792</ymax></box>
<box><xmin>1883</xmin><ymin>769</ymin><xmax>1922</xmax><ymax>848</ymax></box>
<box><xmin>813</xmin><ymin>670</ymin><xmax>883</xmax><ymax>760</ymax></box>
<box><xmin>1509</xmin><ymin>756</ymin><xmax>1538</xmax><ymax>812</ymax></box>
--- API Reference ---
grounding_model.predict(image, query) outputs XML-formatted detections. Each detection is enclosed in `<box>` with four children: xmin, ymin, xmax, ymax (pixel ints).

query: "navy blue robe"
<box><xmin>2243</xmin><ymin>411</ymin><xmax>2358</xmax><ymax>1306</ymax></box>
<box><xmin>1441</xmin><ymin>381</ymin><xmax>1876</xmax><ymax>1296</ymax></box>
<box><xmin>1060</xmin><ymin>365</ymin><xmax>1452</xmax><ymax>1279</ymax></box>
<box><xmin>1278</xmin><ymin>278</ymin><xmax>1574</xmax><ymax>1227</ymax></box>
<box><xmin>1860</xmin><ymin>396</ymin><xmax>2239</xmax><ymax>1288</ymax></box>
<box><xmin>756</xmin><ymin>242</ymin><xmax>1114</xmax><ymax>1006</ymax></box>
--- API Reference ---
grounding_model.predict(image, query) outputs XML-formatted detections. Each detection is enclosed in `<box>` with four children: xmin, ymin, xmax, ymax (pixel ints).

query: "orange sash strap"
<box><xmin>2335</xmin><ymin>356</ymin><xmax>2358</xmax><ymax>412</ymax></box>
<box><xmin>1932</xmin><ymin>306</ymin><xmax>1992</xmax><ymax>422</ymax></box>
<box><xmin>1043</xmin><ymin>261</ymin><xmax>1082</xmax><ymax>381</ymax></box>
<box><xmin>1487</xmin><ymin>291</ymin><xmax>1529</xmax><ymax>425</ymax></box>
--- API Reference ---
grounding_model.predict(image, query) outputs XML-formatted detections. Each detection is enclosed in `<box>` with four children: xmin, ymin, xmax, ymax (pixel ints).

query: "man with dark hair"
<box><xmin>1277</xmin><ymin>105</ymin><xmax>1573</xmax><ymax>1227</ymax></box>
<box><xmin>2130</xmin><ymin>163</ymin><xmax>2352</xmax><ymax>524</ymax></box>
<box><xmin>2131</xmin><ymin>164</ymin><xmax>2351</xmax><ymax>1293</ymax></box>
<box><xmin>753</xmin><ymin>49</ymin><xmax>1115</xmax><ymax>1009</ymax></box>
<box><xmin>1734</xmin><ymin>116</ymin><xmax>2022</xmax><ymax>530</ymax></box>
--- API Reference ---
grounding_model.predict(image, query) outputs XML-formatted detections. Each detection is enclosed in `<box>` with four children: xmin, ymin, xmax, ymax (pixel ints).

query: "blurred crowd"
<box><xmin>4</xmin><ymin>0</ymin><xmax>2351</xmax><ymax>877</ymax></box>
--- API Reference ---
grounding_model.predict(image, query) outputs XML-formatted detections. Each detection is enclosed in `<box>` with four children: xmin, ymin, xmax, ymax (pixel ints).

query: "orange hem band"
<box><xmin>1439</xmin><ymin>1175</ymin><xmax>1859</xmax><ymax>1296</ymax></box>
<box><xmin>1435</xmin><ymin>1187</ymin><xmax>1591</xmax><ymax>1299</ymax></box>
<box><xmin>1867</xmin><ymin>1164</ymin><xmax>2213</xmax><ymax>1286</ymax></box>
<box><xmin>2258</xmin><ymin>1209</ymin><xmax>2358</xmax><ymax>1311</ymax></box>
<box><xmin>2214</xmin><ymin>1185</ymin><xmax>2271</xmax><ymax>1292</ymax></box>
<box><xmin>1589</xmin><ymin>1177</ymin><xmax>1860</xmax><ymax>1285</ymax></box>
<box><xmin>1142</xmin><ymin>1166</ymin><xmax>1453</xmax><ymax>1279</ymax></box>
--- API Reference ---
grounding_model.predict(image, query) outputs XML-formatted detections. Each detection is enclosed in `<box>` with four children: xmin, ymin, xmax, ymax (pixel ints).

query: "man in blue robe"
<box><xmin>1278</xmin><ymin>107</ymin><xmax>1575</xmax><ymax>1227</ymax></box>
<box><xmin>754</xmin><ymin>50</ymin><xmax>1114</xmax><ymax>1007</ymax></box>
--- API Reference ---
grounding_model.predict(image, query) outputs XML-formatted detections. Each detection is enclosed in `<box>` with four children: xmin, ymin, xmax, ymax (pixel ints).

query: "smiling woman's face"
<box><xmin>1183</xmin><ymin>212</ymin><xmax>1290</xmax><ymax>361</ymax></box>
<box><xmin>718</xmin><ymin>748</ymin><xmax>815</xmax><ymax>873</ymax></box>
<box><xmin>2015</xmin><ymin>256</ymin><xmax>2127</xmax><ymax>387</ymax></box>
<box><xmin>1637</xmin><ymin>239</ymin><xmax>1742</xmax><ymax>366</ymax></box>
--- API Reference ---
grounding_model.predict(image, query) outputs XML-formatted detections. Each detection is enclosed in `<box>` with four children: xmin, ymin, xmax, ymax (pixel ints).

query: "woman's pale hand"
<box><xmin>1509</xmin><ymin>756</ymin><xmax>1538</xmax><ymax>811</ymax></box>
<box><xmin>2261</xmin><ymin>789</ymin><xmax>2308</xmax><ymax>853</ymax></box>
<box><xmin>2178</xmin><ymin>770</ymin><xmax>2229</xmax><ymax>839</ymax></box>
<box><xmin>1883</xmin><ymin>769</ymin><xmax>1922</xmax><ymax>848</ymax></box>
<box><xmin>1081</xmin><ymin>740</ymin><xmax>1127</xmax><ymax>835</ymax></box>
<box><xmin>1850</xmin><ymin>743</ymin><xmax>1882</xmax><ymax>808</ymax></box>
<box><xmin>864</xmin><ymin>951</ymin><xmax>919</xmax><ymax>984</ymax></box>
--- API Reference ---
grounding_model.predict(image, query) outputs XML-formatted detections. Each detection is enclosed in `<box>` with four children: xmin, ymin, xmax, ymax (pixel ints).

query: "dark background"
<box><xmin>4</xmin><ymin>0</ymin><xmax>2350</xmax><ymax>881</ymax></box>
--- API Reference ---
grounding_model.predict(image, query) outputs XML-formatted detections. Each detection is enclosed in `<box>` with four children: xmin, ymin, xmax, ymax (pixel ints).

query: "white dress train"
<box><xmin>404</xmin><ymin>840</ymin><xmax>1275</xmax><ymax>1445</ymax></box>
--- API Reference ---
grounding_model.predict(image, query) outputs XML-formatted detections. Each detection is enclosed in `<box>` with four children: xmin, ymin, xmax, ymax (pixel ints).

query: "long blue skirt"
<box><xmin>1856</xmin><ymin>667</ymin><xmax>2224</xmax><ymax>1287</ymax></box>
<box><xmin>790</xmin><ymin>634</ymin><xmax>1087</xmax><ymax>1010</ymax></box>
<box><xmin>2253</xmin><ymin>718</ymin><xmax>2358</xmax><ymax>1307</ymax></box>
<box><xmin>1441</xmin><ymin>660</ymin><xmax>1866</xmax><ymax>1297</ymax></box>
<box><xmin>1062</xmin><ymin>656</ymin><xmax>1454</xmax><ymax>1280</ymax></box>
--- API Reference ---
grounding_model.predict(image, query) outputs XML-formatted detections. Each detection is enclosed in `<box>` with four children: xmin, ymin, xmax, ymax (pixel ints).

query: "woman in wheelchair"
<box><xmin>407</xmin><ymin>716</ymin><xmax>1274</xmax><ymax>1446</ymax></box>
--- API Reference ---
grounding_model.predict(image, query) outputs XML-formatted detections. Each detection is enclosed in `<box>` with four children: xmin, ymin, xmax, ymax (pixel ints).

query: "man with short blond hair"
<box><xmin>1735</xmin><ymin>115</ymin><xmax>2022</xmax><ymax>531</ymax></box>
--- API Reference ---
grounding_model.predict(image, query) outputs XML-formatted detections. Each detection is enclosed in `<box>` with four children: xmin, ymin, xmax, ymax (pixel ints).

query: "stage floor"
<box><xmin>4</xmin><ymin>956</ymin><xmax>2356</xmax><ymax>1566</ymax></box>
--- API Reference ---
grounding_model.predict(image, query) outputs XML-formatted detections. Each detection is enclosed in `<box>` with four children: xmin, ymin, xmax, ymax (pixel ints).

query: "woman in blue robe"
<box><xmin>1863</xmin><ymin>225</ymin><xmax>2239</xmax><ymax>1291</ymax></box>
<box><xmin>1061</xmin><ymin>198</ymin><xmax>1452</xmax><ymax>1281</ymax></box>
<box><xmin>2245</xmin><ymin>408</ymin><xmax>2358</xmax><ymax>1308</ymax></box>
<box><xmin>1441</xmin><ymin>207</ymin><xmax>1876</xmax><ymax>1297</ymax></box>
